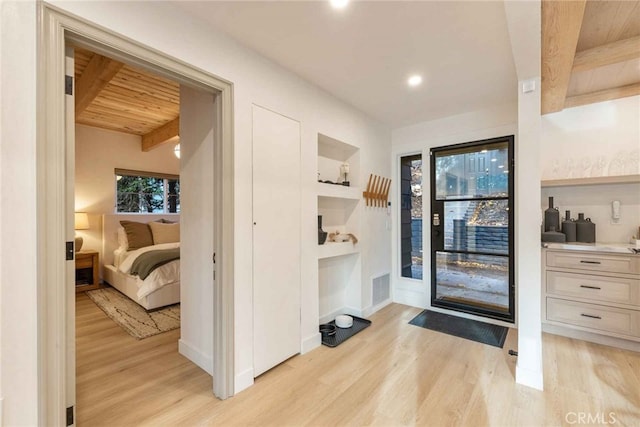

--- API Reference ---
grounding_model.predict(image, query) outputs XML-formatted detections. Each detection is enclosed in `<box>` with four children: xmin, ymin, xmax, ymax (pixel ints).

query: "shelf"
<box><xmin>541</xmin><ymin>174</ymin><xmax>640</xmax><ymax>188</ymax></box>
<box><xmin>317</xmin><ymin>182</ymin><xmax>361</xmax><ymax>200</ymax></box>
<box><xmin>318</xmin><ymin>242</ymin><xmax>359</xmax><ymax>259</ymax></box>
<box><xmin>317</xmin><ymin>133</ymin><xmax>360</xmax><ymax>188</ymax></box>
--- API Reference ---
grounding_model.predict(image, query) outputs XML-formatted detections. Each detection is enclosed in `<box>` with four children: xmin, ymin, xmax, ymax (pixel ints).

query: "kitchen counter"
<box><xmin>543</xmin><ymin>242</ymin><xmax>640</xmax><ymax>255</ymax></box>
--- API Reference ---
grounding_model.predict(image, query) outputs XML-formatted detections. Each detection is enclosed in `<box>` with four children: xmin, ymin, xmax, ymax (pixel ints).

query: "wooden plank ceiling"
<box><xmin>542</xmin><ymin>0</ymin><xmax>640</xmax><ymax>114</ymax></box>
<box><xmin>74</xmin><ymin>48</ymin><xmax>180</xmax><ymax>151</ymax></box>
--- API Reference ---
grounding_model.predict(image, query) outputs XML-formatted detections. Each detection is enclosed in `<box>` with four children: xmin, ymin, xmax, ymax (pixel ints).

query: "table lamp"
<box><xmin>74</xmin><ymin>212</ymin><xmax>89</xmax><ymax>252</ymax></box>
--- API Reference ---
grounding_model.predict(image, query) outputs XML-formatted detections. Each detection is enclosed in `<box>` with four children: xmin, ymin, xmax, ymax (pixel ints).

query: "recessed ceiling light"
<box><xmin>330</xmin><ymin>0</ymin><xmax>349</xmax><ymax>9</ymax></box>
<box><xmin>407</xmin><ymin>75</ymin><xmax>422</xmax><ymax>87</ymax></box>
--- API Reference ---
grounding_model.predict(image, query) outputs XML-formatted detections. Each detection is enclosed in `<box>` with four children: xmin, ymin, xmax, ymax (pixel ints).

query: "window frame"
<box><xmin>399</xmin><ymin>153</ymin><xmax>423</xmax><ymax>280</ymax></box>
<box><xmin>114</xmin><ymin>168</ymin><xmax>180</xmax><ymax>214</ymax></box>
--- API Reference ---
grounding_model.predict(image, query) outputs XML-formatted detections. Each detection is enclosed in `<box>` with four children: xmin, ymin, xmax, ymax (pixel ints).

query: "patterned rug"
<box><xmin>86</xmin><ymin>287</ymin><xmax>180</xmax><ymax>339</ymax></box>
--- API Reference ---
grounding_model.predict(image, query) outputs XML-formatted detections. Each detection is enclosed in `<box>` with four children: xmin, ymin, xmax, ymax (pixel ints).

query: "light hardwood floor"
<box><xmin>77</xmin><ymin>293</ymin><xmax>640</xmax><ymax>426</ymax></box>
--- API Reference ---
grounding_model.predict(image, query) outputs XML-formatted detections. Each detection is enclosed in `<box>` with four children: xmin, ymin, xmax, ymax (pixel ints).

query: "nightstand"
<box><xmin>75</xmin><ymin>250</ymin><xmax>100</xmax><ymax>293</ymax></box>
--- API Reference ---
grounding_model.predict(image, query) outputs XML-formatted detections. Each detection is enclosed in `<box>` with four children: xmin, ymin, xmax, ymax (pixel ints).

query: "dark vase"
<box><xmin>562</xmin><ymin>210</ymin><xmax>577</xmax><ymax>242</ymax></box>
<box><xmin>318</xmin><ymin>215</ymin><xmax>327</xmax><ymax>245</ymax></box>
<box><xmin>544</xmin><ymin>196</ymin><xmax>560</xmax><ymax>233</ymax></box>
<box><xmin>576</xmin><ymin>213</ymin><xmax>596</xmax><ymax>243</ymax></box>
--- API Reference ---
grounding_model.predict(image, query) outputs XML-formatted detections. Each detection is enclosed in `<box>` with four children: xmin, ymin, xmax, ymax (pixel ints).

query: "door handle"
<box><xmin>433</xmin><ymin>213</ymin><xmax>440</xmax><ymax>227</ymax></box>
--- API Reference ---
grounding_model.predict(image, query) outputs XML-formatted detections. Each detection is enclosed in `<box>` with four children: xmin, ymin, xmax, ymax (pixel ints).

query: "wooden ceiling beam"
<box><xmin>75</xmin><ymin>53</ymin><xmax>124</xmax><ymax>115</ymax></box>
<box><xmin>541</xmin><ymin>0</ymin><xmax>587</xmax><ymax>114</ymax></box>
<box><xmin>141</xmin><ymin>116</ymin><xmax>180</xmax><ymax>152</ymax></box>
<box><xmin>572</xmin><ymin>35</ymin><xmax>640</xmax><ymax>73</ymax></box>
<box><xmin>564</xmin><ymin>82</ymin><xmax>640</xmax><ymax>109</ymax></box>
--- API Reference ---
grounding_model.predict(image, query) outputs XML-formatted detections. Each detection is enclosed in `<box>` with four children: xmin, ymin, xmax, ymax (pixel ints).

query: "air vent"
<box><xmin>372</xmin><ymin>273</ymin><xmax>390</xmax><ymax>306</ymax></box>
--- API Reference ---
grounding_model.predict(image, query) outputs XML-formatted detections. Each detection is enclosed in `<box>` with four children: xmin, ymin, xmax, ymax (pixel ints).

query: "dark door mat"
<box><xmin>321</xmin><ymin>316</ymin><xmax>372</xmax><ymax>347</ymax></box>
<box><xmin>409</xmin><ymin>310</ymin><xmax>508</xmax><ymax>348</ymax></box>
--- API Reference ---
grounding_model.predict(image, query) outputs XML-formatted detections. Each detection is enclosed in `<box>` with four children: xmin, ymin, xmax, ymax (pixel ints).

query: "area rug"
<box><xmin>409</xmin><ymin>310</ymin><xmax>508</xmax><ymax>348</ymax></box>
<box><xmin>86</xmin><ymin>287</ymin><xmax>180</xmax><ymax>339</ymax></box>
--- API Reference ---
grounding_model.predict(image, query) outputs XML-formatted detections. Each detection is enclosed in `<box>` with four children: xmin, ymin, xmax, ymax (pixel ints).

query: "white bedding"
<box><xmin>118</xmin><ymin>242</ymin><xmax>180</xmax><ymax>299</ymax></box>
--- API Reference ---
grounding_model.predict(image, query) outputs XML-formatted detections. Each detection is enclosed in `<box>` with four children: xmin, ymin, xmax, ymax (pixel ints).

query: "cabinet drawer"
<box><xmin>546</xmin><ymin>271</ymin><xmax>640</xmax><ymax>307</ymax></box>
<box><xmin>547</xmin><ymin>297</ymin><xmax>640</xmax><ymax>338</ymax></box>
<box><xmin>546</xmin><ymin>251</ymin><xmax>639</xmax><ymax>275</ymax></box>
<box><xmin>76</xmin><ymin>257</ymin><xmax>93</xmax><ymax>269</ymax></box>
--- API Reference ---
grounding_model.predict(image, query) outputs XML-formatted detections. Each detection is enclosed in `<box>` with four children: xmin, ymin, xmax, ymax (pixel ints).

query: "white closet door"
<box><xmin>252</xmin><ymin>105</ymin><xmax>301</xmax><ymax>377</ymax></box>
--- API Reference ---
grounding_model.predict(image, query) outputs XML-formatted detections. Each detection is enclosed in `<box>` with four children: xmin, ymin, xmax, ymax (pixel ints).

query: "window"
<box><xmin>115</xmin><ymin>169</ymin><xmax>180</xmax><ymax>213</ymax></box>
<box><xmin>400</xmin><ymin>154</ymin><xmax>422</xmax><ymax>279</ymax></box>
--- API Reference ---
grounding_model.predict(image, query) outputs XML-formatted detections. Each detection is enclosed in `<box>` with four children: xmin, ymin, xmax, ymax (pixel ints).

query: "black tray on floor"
<box><xmin>321</xmin><ymin>315</ymin><xmax>371</xmax><ymax>347</ymax></box>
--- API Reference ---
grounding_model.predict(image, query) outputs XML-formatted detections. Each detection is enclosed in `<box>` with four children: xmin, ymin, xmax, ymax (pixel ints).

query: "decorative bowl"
<box><xmin>335</xmin><ymin>315</ymin><xmax>353</xmax><ymax>328</ymax></box>
<box><xmin>319</xmin><ymin>323</ymin><xmax>336</xmax><ymax>337</ymax></box>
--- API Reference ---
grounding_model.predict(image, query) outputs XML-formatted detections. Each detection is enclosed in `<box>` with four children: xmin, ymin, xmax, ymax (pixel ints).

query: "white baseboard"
<box><xmin>302</xmin><ymin>332</ymin><xmax>321</xmax><ymax>354</ymax></box>
<box><xmin>319</xmin><ymin>307</ymin><xmax>348</xmax><ymax>324</ymax></box>
<box><xmin>362</xmin><ymin>298</ymin><xmax>392</xmax><ymax>318</ymax></box>
<box><xmin>343</xmin><ymin>305</ymin><xmax>364</xmax><ymax>318</ymax></box>
<box><xmin>515</xmin><ymin>364</ymin><xmax>544</xmax><ymax>391</ymax></box>
<box><xmin>392</xmin><ymin>287</ymin><xmax>428</xmax><ymax>308</ymax></box>
<box><xmin>543</xmin><ymin>323</ymin><xmax>640</xmax><ymax>352</ymax></box>
<box><xmin>179</xmin><ymin>339</ymin><xmax>213</xmax><ymax>376</ymax></box>
<box><xmin>234</xmin><ymin>367</ymin><xmax>255</xmax><ymax>394</ymax></box>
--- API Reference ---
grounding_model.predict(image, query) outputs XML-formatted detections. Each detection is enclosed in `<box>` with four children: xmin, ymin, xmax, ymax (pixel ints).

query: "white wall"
<box><xmin>540</xmin><ymin>97</ymin><xmax>640</xmax><ymax>244</ymax></box>
<box><xmin>75</xmin><ymin>124</ymin><xmax>179</xmax><ymax>273</ymax></box>
<box><xmin>0</xmin><ymin>1</ymin><xmax>39</xmax><ymax>425</ymax></box>
<box><xmin>541</xmin><ymin>96</ymin><xmax>640</xmax><ymax>180</ymax></box>
<box><xmin>0</xmin><ymin>1</ymin><xmax>391</xmax><ymax>421</ymax></box>
<box><xmin>178</xmin><ymin>86</ymin><xmax>215</xmax><ymax>375</ymax></box>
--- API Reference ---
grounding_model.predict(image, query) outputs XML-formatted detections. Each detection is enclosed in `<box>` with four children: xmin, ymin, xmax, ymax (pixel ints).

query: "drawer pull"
<box><xmin>579</xmin><ymin>285</ymin><xmax>601</xmax><ymax>290</ymax></box>
<box><xmin>579</xmin><ymin>260</ymin><xmax>601</xmax><ymax>264</ymax></box>
<box><xmin>580</xmin><ymin>313</ymin><xmax>602</xmax><ymax>320</ymax></box>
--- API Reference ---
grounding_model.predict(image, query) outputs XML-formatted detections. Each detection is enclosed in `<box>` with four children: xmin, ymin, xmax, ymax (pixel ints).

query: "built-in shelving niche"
<box><xmin>317</xmin><ymin>133</ymin><xmax>362</xmax><ymax>325</ymax></box>
<box><xmin>318</xmin><ymin>133</ymin><xmax>360</xmax><ymax>187</ymax></box>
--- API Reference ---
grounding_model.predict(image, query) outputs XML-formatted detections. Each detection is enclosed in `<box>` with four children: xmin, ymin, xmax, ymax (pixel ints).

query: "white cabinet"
<box><xmin>542</xmin><ymin>248</ymin><xmax>640</xmax><ymax>347</ymax></box>
<box><xmin>317</xmin><ymin>134</ymin><xmax>363</xmax><ymax>324</ymax></box>
<box><xmin>252</xmin><ymin>105</ymin><xmax>301</xmax><ymax>377</ymax></box>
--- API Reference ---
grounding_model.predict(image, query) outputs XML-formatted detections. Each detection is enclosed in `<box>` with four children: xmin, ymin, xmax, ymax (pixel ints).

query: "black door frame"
<box><xmin>430</xmin><ymin>135</ymin><xmax>515</xmax><ymax>323</ymax></box>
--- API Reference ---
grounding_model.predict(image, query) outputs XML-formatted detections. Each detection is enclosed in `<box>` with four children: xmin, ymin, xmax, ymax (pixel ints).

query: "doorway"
<box><xmin>430</xmin><ymin>136</ymin><xmax>515</xmax><ymax>322</ymax></box>
<box><xmin>39</xmin><ymin>6</ymin><xmax>235</xmax><ymax>424</ymax></box>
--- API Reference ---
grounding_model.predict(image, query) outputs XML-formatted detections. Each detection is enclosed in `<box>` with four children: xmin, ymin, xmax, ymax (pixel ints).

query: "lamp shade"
<box><xmin>74</xmin><ymin>212</ymin><xmax>89</xmax><ymax>230</ymax></box>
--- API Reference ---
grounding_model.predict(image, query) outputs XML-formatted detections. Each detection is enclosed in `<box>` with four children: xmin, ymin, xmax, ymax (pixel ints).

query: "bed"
<box><xmin>102</xmin><ymin>213</ymin><xmax>181</xmax><ymax>310</ymax></box>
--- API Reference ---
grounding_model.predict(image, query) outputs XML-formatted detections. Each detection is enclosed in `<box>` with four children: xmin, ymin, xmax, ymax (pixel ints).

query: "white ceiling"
<box><xmin>176</xmin><ymin>1</ymin><xmax>517</xmax><ymax>128</ymax></box>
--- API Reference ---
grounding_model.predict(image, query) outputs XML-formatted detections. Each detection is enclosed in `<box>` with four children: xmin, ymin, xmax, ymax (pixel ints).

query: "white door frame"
<box><xmin>38</xmin><ymin>5</ymin><xmax>235</xmax><ymax>424</ymax></box>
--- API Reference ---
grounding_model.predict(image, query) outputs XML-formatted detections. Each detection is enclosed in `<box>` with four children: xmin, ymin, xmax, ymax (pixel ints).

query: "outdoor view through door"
<box><xmin>430</xmin><ymin>136</ymin><xmax>515</xmax><ymax>322</ymax></box>
<box><xmin>400</xmin><ymin>155</ymin><xmax>423</xmax><ymax>279</ymax></box>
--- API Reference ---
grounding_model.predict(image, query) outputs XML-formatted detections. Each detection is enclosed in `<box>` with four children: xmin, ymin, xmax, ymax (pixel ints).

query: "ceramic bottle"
<box><xmin>562</xmin><ymin>210</ymin><xmax>577</xmax><ymax>242</ymax></box>
<box><xmin>576</xmin><ymin>213</ymin><xmax>596</xmax><ymax>243</ymax></box>
<box><xmin>545</xmin><ymin>196</ymin><xmax>560</xmax><ymax>233</ymax></box>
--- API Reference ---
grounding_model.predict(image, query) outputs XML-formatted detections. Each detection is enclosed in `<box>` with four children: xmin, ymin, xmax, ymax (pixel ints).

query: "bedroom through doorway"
<box><xmin>69</xmin><ymin>42</ymin><xmax>219</xmax><ymax>424</ymax></box>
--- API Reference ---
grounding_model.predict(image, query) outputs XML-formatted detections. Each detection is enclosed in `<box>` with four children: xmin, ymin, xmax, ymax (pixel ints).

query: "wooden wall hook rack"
<box><xmin>363</xmin><ymin>174</ymin><xmax>391</xmax><ymax>207</ymax></box>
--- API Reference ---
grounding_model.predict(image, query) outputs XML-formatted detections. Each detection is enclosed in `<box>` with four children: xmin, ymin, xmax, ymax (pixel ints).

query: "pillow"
<box><xmin>119</xmin><ymin>220</ymin><xmax>154</xmax><ymax>250</ymax></box>
<box><xmin>148</xmin><ymin>221</ymin><xmax>180</xmax><ymax>244</ymax></box>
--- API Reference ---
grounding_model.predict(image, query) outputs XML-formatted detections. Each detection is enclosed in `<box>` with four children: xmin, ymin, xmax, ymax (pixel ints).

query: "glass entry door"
<box><xmin>430</xmin><ymin>136</ymin><xmax>514</xmax><ymax>322</ymax></box>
